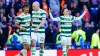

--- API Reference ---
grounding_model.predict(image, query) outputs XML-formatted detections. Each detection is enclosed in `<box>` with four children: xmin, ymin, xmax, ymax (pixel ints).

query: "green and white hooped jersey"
<box><xmin>58</xmin><ymin>15</ymin><xmax>75</xmax><ymax>37</ymax></box>
<box><xmin>16</xmin><ymin>13</ymin><xmax>31</xmax><ymax>36</ymax></box>
<box><xmin>32</xmin><ymin>9</ymin><xmax>46</xmax><ymax>33</ymax></box>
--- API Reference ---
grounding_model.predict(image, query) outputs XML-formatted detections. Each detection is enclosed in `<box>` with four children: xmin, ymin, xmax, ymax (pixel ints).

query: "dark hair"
<box><xmin>22</xmin><ymin>3</ymin><xmax>30</xmax><ymax>9</ymax></box>
<box><xmin>61</xmin><ymin>8</ymin><xmax>67</xmax><ymax>15</ymax></box>
<box><xmin>61</xmin><ymin>8</ymin><xmax>70</xmax><ymax>15</ymax></box>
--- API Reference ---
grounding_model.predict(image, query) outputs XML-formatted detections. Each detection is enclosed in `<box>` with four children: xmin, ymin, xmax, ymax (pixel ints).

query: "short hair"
<box><xmin>22</xmin><ymin>3</ymin><xmax>30</xmax><ymax>8</ymax></box>
<box><xmin>61</xmin><ymin>8</ymin><xmax>67</xmax><ymax>14</ymax></box>
<box><xmin>61</xmin><ymin>8</ymin><xmax>70</xmax><ymax>15</ymax></box>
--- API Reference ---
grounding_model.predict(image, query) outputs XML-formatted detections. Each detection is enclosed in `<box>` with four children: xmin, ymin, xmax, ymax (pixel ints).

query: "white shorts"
<box><xmin>61</xmin><ymin>36</ymin><xmax>71</xmax><ymax>45</ymax></box>
<box><xmin>31</xmin><ymin>32</ymin><xmax>45</xmax><ymax>43</ymax></box>
<box><xmin>19</xmin><ymin>35</ymin><xmax>31</xmax><ymax>44</ymax></box>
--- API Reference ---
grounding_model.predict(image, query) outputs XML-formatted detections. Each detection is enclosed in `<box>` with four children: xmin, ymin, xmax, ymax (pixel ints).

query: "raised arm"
<box><xmin>49</xmin><ymin>9</ymin><xmax>60</xmax><ymax>21</ymax></box>
<box><xmin>75</xmin><ymin>10</ymin><xmax>87</xmax><ymax>20</ymax></box>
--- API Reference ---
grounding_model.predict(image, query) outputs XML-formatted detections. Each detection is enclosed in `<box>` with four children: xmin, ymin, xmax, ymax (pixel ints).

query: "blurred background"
<box><xmin>0</xmin><ymin>0</ymin><xmax>100</xmax><ymax>50</ymax></box>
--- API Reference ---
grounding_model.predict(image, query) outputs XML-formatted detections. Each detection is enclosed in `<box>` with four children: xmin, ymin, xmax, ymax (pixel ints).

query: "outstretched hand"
<box><xmin>22</xmin><ymin>27</ymin><xmax>26</xmax><ymax>31</ymax></box>
<box><xmin>49</xmin><ymin>8</ymin><xmax>51</xmax><ymax>12</ymax></box>
<box><xmin>34</xmin><ymin>27</ymin><xmax>39</xmax><ymax>32</ymax></box>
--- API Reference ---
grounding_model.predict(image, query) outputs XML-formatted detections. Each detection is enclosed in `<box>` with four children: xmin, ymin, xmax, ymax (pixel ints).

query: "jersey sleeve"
<box><xmin>71</xmin><ymin>16</ymin><xmax>76</xmax><ymax>20</ymax></box>
<box><xmin>49</xmin><ymin>11</ymin><xmax>60</xmax><ymax>21</ymax></box>
<box><xmin>16</xmin><ymin>16</ymin><xmax>22</xmax><ymax>23</ymax></box>
<box><xmin>42</xmin><ymin>12</ymin><xmax>46</xmax><ymax>20</ymax></box>
<box><xmin>75</xmin><ymin>11</ymin><xmax>87</xmax><ymax>20</ymax></box>
<box><xmin>57</xmin><ymin>17</ymin><xmax>60</xmax><ymax>21</ymax></box>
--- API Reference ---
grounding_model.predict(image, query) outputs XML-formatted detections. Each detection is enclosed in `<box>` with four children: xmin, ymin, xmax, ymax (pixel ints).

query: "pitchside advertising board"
<box><xmin>0</xmin><ymin>49</ymin><xmax>100</xmax><ymax>56</ymax></box>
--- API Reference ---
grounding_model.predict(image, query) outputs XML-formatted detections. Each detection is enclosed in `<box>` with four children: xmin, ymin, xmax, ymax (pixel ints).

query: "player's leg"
<box><xmin>31</xmin><ymin>32</ymin><xmax>37</xmax><ymax>56</ymax></box>
<box><xmin>61</xmin><ymin>36</ymin><xmax>67</xmax><ymax>56</ymax></box>
<box><xmin>40</xmin><ymin>43</ymin><xmax>44</xmax><ymax>56</ymax></box>
<box><xmin>16</xmin><ymin>35</ymin><xmax>30</xmax><ymax>56</ymax></box>
<box><xmin>66</xmin><ymin>37</ymin><xmax>72</xmax><ymax>56</ymax></box>
<box><xmin>38</xmin><ymin>33</ymin><xmax>45</xmax><ymax>56</ymax></box>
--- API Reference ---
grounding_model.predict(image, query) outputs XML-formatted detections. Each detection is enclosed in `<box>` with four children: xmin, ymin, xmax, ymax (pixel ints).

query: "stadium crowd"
<box><xmin>0</xmin><ymin>0</ymin><xmax>100</xmax><ymax>50</ymax></box>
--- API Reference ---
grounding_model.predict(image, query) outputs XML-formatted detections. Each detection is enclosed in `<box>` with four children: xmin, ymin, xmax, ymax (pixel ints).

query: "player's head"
<box><xmin>61</xmin><ymin>8</ymin><xmax>69</xmax><ymax>15</ymax></box>
<box><xmin>22</xmin><ymin>3</ymin><xmax>29</xmax><ymax>13</ymax></box>
<box><xmin>32</xmin><ymin>1</ymin><xmax>40</xmax><ymax>11</ymax></box>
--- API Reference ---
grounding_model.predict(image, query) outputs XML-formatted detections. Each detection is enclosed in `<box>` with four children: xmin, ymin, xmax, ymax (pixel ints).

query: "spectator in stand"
<box><xmin>60</xmin><ymin>0</ymin><xmax>66</xmax><ymax>9</ymax></box>
<box><xmin>49</xmin><ymin>0</ymin><xmax>60</xmax><ymax>17</ymax></box>
<box><xmin>0</xmin><ymin>9</ymin><xmax>4</xmax><ymax>20</ymax></box>
<box><xmin>16</xmin><ymin>8</ymin><xmax>22</xmax><ymax>16</ymax></box>
<box><xmin>98</xmin><ymin>5</ymin><xmax>100</xmax><ymax>24</ymax></box>
<box><xmin>82</xmin><ymin>11</ymin><xmax>95</xmax><ymax>43</ymax></box>
<box><xmin>91</xmin><ymin>0</ymin><xmax>98</xmax><ymax>5</ymax></box>
<box><xmin>6</xmin><ymin>29</ymin><xmax>22</xmax><ymax>50</ymax></box>
<box><xmin>0</xmin><ymin>26</ymin><xmax>3</xmax><ymax>50</ymax></box>
<box><xmin>90</xmin><ymin>2</ymin><xmax>99</xmax><ymax>25</ymax></box>
<box><xmin>52</xmin><ymin>24</ymin><xmax>59</xmax><ymax>49</ymax></box>
<box><xmin>6</xmin><ymin>0</ymin><xmax>15</xmax><ymax>16</ymax></box>
<box><xmin>91</xmin><ymin>25</ymin><xmax>100</xmax><ymax>49</ymax></box>
<box><xmin>8</xmin><ymin>8</ymin><xmax>16</xmax><ymax>22</ymax></box>
<box><xmin>21</xmin><ymin>0</ymin><xmax>26</xmax><ymax>5</ymax></box>
<box><xmin>97</xmin><ymin>0</ymin><xmax>100</xmax><ymax>4</ymax></box>
<box><xmin>0</xmin><ymin>1</ymin><xmax>3</xmax><ymax>8</ymax></box>
<box><xmin>0</xmin><ymin>27</ymin><xmax>3</xmax><ymax>34</ymax></box>
<box><xmin>0</xmin><ymin>9</ymin><xmax>5</xmax><ymax>15</ymax></box>
<box><xmin>82</xmin><ymin>5</ymin><xmax>90</xmax><ymax>22</ymax></box>
<box><xmin>8</xmin><ymin>0</ymin><xmax>15</xmax><ymax>8</ymax></box>
<box><xmin>65</xmin><ymin>0</ymin><xmax>71</xmax><ymax>9</ymax></box>
<box><xmin>72</xmin><ymin>24</ymin><xmax>86</xmax><ymax>49</ymax></box>
<box><xmin>0</xmin><ymin>15</ymin><xmax>9</xmax><ymax>50</ymax></box>
<box><xmin>42</xmin><ymin>0</ymin><xmax>48</xmax><ymax>14</ymax></box>
<box><xmin>2</xmin><ymin>0</ymin><xmax>7</xmax><ymax>10</ymax></box>
<box><xmin>14</xmin><ymin>0</ymin><xmax>22</xmax><ymax>12</ymax></box>
<box><xmin>7</xmin><ymin>8</ymin><xmax>16</xmax><ymax>36</ymax></box>
<box><xmin>71</xmin><ymin>2</ymin><xmax>80</xmax><ymax>16</ymax></box>
<box><xmin>73</xmin><ymin>0</ymin><xmax>78</xmax><ymax>5</ymax></box>
<box><xmin>49</xmin><ymin>0</ymin><xmax>60</xmax><ymax>35</ymax></box>
<box><xmin>5</xmin><ymin>0</ymin><xmax>11</xmax><ymax>5</ymax></box>
<box><xmin>78</xmin><ymin>0</ymin><xmax>90</xmax><ymax>9</ymax></box>
<box><xmin>72</xmin><ymin>12</ymin><xmax>82</xmax><ymax>33</ymax></box>
<box><xmin>45</xmin><ymin>21</ymin><xmax>53</xmax><ymax>49</ymax></box>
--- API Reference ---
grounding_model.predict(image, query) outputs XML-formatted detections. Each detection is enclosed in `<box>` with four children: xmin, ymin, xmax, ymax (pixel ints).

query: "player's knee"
<box><xmin>62</xmin><ymin>44</ymin><xmax>66</xmax><ymax>46</ymax></box>
<box><xmin>40</xmin><ymin>43</ymin><xmax>44</xmax><ymax>49</ymax></box>
<box><xmin>23</xmin><ymin>44</ymin><xmax>30</xmax><ymax>50</ymax></box>
<box><xmin>66</xmin><ymin>45</ymin><xmax>70</xmax><ymax>49</ymax></box>
<box><xmin>31</xmin><ymin>40</ymin><xmax>36</xmax><ymax>47</ymax></box>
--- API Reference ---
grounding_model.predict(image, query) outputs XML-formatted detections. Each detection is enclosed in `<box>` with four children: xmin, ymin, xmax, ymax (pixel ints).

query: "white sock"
<box><xmin>63</xmin><ymin>46</ymin><xmax>66</xmax><ymax>52</ymax></box>
<box><xmin>16</xmin><ymin>49</ymin><xmax>27</xmax><ymax>56</ymax></box>
<box><xmin>15</xmin><ymin>54</ymin><xmax>21</xmax><ymax>56</ymax></box>
<box><xmin>39</xmin><ymin>48</ymin><xmax>44</xmax><ymax>56</ymax></box>
<box><xmin>62</xmin><ymin>46</ymin><xmax>67</xmax><ymax>56</ymax></box>
<box><xmin>22</xmin><ymin>49</ymin><xmax>27</xmax><ymax>56</ymax></box>
<box><xmin>31</xmin><ymin>47</ymin><xmax>36</xmax><ymax>56</ymax></box>
<box><xmin>40</xmin><ymin>48</ymin><xmax>44</xmax><ymax>52</ymax></box>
